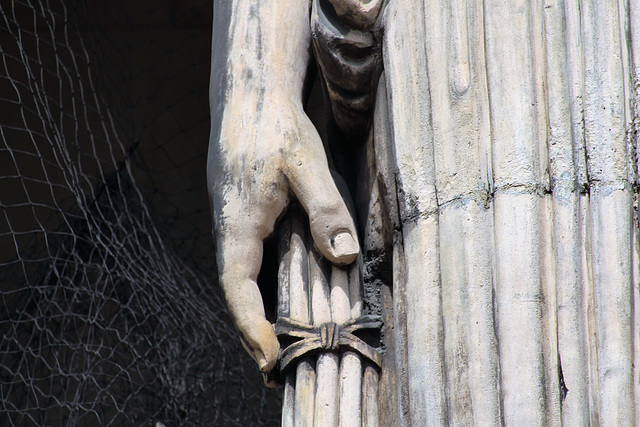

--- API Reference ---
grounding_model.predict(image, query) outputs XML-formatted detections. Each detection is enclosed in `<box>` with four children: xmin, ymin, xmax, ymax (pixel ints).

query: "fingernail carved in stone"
<box><xmin>331</xmin><ymin>231</ymin><xmax>359</xmax><ymax>262</ymax></box>
<box><xmin>258</xmin><ymin>355</ymin><xmax>268</xmax><ymax>372</ymax></box>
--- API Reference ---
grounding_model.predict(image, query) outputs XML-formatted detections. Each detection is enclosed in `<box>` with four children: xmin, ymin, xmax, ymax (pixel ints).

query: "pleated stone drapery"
<box><xmin>380</xmin><ymin>0</ymin><xmax>639</xmax><ymax>424</ymax></box>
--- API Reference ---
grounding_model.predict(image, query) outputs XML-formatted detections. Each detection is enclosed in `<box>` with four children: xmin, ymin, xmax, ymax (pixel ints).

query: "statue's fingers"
<box><xmin>215</xmin><ymin>219</ymin><xmax>280</xmax><ymax>372</ymax></box>
<box><xmin>285</xmin><ymin>136</ymin><xmax>359</xmax><ymax>265</ymax></box>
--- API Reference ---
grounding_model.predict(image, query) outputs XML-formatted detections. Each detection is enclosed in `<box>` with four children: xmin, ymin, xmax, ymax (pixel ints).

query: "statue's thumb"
<box><xmin>284</xmin><ymin>127</ymin><xmax>360</xmax><ymax>264</ymax></box>
<box><xmin>288</xmin><ymin>163</ymin><xmax>359</xmax><ymax>265</ymax></box>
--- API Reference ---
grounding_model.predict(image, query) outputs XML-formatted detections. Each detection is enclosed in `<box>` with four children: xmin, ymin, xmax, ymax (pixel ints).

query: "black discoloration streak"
<box><xmin>363</xmin><ymin>249</ymin><xmax>392</xmax><ymax>317</ymax></box>
<box><xmin>558</xmin><ymin>355</ymin><xmax>568</xmax><ymax>403</ymax></box>
<box><xmin>207</xmin><ymin>0</ymin><xmax>233</xmax><ymax>193</ymax></box>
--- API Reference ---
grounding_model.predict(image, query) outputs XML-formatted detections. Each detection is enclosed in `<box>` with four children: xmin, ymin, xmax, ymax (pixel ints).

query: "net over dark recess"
<box><xmin>0</xmin><ymin>1</ymin><xmax>281</xmax><ymax>425</ymax></box>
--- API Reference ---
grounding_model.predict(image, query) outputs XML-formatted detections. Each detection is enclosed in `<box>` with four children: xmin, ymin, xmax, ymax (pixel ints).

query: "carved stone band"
<box><xmin>275</xmin><ymin>315</ymin><xmax>383</xmax><ymax>372</ymax></box>
<box><xmin>319</xmin><ymin>322</ymin><xmax>341</xmax><ymax>351</ymax></box>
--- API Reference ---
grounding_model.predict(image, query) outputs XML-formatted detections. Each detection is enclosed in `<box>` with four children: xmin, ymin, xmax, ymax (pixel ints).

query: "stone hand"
<box><xmin>208</xmin><ymin>0</ymin><xmax>358</xmax><ymax>377</ymax></box>
<box><xmin>209</xmin><ymin>102</ymin><xmax>359</xmax><ymax>375</ymax></box>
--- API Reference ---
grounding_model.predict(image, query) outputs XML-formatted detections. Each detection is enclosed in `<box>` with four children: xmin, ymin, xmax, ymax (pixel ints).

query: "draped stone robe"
<box><xmin>376</xmin><ymin>0</ymin><xmax>640</xmax><ymax>425</ymax></box>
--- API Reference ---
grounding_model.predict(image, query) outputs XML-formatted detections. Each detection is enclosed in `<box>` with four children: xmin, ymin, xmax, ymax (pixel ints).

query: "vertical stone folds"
<box><xmin>382</xmin><ymin>0</ymin><xmax>638</xmax><ymax>424</ymax></box>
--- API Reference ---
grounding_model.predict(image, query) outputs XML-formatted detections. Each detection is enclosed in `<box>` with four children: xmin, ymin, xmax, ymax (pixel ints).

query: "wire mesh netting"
<box><xmin>0</xmin><ymin>0</ymin><xmax>281</xmax><ymax>425</ymax></box>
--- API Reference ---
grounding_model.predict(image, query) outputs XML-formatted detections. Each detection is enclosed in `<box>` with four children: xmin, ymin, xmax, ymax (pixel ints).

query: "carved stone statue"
<box><xmin>209</xmin><ymin>0</ymin><xmax>640</xmax><ymax>425</ymax></box>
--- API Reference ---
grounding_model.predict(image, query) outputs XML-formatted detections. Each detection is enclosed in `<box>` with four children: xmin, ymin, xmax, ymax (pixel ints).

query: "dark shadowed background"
<box><xmin>0</xmin><ymin>0</ymin><xmax>281</xmax><ymax>424</ymax></box>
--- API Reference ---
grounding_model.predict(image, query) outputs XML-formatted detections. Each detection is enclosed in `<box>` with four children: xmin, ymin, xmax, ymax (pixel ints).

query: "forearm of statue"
<box><xmin>207</xmin><ymin>0</ymin><xmax>359</xmax><ymax>376</ymax></box>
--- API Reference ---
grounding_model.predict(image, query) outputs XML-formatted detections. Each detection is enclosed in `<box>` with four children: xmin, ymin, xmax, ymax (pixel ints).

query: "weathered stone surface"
<box><xmin>209</xmin><ymin>0</ymin><xmax>639</xmax><ymax>424</ymax></box>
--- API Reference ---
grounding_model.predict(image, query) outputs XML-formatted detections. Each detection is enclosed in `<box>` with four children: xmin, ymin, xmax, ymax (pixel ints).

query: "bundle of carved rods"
<box><xmin>276</xmin><ymin>206</ymin><xmax>381</xmax><ymax>427</ymax></box>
